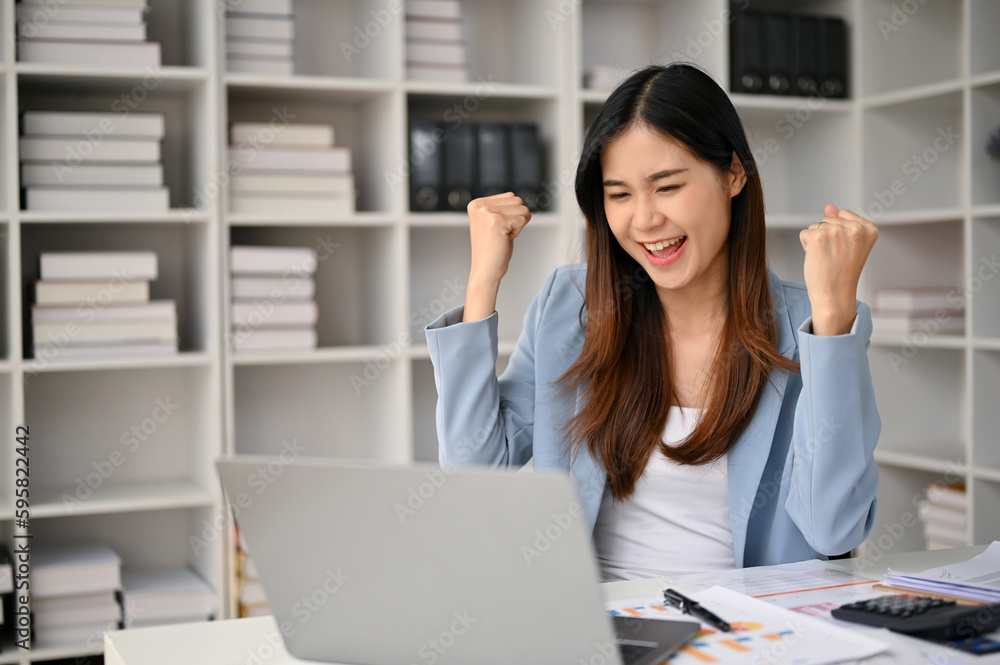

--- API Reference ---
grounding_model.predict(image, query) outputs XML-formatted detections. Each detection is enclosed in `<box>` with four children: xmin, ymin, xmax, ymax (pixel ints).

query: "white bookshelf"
<box><xmin>0</xmin><ymin>0</ymin><xmax>996</xmax><ymax>661</ymax></box>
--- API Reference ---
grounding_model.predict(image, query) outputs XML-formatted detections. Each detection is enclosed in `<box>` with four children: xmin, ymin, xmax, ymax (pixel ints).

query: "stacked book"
<box><xmin>236</xmin><ymin>527</ymin><xmax>269</xmax><ymax>617</ymax></box>
<box><xmin>406</xmin><ymin>0</ymin><xmax>467</xmax><ymax>83</ymax></box>
<box><xmin>32</xmin><ymin>251</ymin><xmax>178</xmax><ymax>359</ymax></box>
<box><xmin>31</xmin><ymin>542</ymin><xmax>122</xmax><ymax>646</ymax></box>
<box><xmin>918</xmin><ymin>482</ymin><xmax>968</xmax><ymax>550</ymax></box>
<box><xmin>20</xmin><ymin>111</ymin><xmax>168</xmax><ymax>211</ymax></box>
<box><xmin>230</xmin><ymin>246</ymin><xmax>319</xmax><ymax>352</ymax></box>
<box><xmin>228</xmin><ymin>122</ymin><xmax>354</xmax><ymax>216</ymax></box>
<box><xmin>16</xmin><ymin>0</ymin><xmax>160</xmax><ymax>68</ymax></box>
<box><xmin>226</xmin><ymin>0</ymin><xmax>295</xmax><ymax>76</ymax></box>
<box><xmin>871</xmin><ymin>287</ymin><xmax>964</xmax><ymax>335</ymax></box>
<box><xmin>120</xmin><ymin>566</ymin><xmax>216</xmax><ymax>628</ymax></box>
<box><xmin>0</xmin><ymin>547</ymin><xmax>12</xmax><ymax>629</ymax></box>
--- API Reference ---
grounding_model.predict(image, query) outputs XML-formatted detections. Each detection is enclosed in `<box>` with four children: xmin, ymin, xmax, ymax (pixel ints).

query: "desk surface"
<box><xmin>104</xmin><ymin>545</ymin><xmax>995</xmax><ymax>665</ymax></box>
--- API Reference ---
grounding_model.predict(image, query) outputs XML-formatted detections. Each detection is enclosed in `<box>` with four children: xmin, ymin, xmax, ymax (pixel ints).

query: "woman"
<box><xmin>425</xmin><ymin>63</ymin><xmax>880</xmax><ymax>581</ymax></box>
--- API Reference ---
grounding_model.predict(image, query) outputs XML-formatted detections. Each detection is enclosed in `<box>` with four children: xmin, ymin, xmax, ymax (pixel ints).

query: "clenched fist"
<box><xmin>799</xmin><ymin>203</ymin><xmax>878</xmax><ymax>335</ymax></box>
<box><xmin>463</xmin><ymin>193</ymin><xmax>532</xmax><ymax>322</ymax></box>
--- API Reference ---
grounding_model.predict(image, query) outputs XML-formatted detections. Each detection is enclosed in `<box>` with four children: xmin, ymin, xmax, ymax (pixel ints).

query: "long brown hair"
<box><xmin>561</xmin><ymin>63</ymin><xmax>799</xmax><ymax>501</ymax></box>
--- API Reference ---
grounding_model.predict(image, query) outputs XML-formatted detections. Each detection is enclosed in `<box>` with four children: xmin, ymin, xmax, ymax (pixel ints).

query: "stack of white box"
<box><xmin>226</xmin><ymin>0</ymin><xmax>295</xmax><ymax>76</ymax></box>
<box><xmin>406</xmin><ymin>0</ymin><xmax>467</xmax><ymax>83</ymax></box>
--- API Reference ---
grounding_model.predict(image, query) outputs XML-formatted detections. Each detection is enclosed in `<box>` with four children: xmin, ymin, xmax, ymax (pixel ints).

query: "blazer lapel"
<box><xmin>727</xmin><ymin>272</ymin><xmax>798</xmax><ymax>567</ymax></box>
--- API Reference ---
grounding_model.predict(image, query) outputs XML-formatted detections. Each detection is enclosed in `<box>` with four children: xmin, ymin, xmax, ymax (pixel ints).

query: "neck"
<box><xmin>657</xmin><ymin>260</ymin><xmax>729</xmax><ymax>335</ymax></box>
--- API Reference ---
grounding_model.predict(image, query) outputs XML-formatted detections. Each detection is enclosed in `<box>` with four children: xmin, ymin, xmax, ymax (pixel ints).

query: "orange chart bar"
<box><xmin>679</xmin><ymin>645</ymin><xmax>719</xmax><ymax>663</ymax></box>
<box><xmin>719</xmin><ymin>638</ymin><xmax>753</xmax><ymax>652</ymax></box>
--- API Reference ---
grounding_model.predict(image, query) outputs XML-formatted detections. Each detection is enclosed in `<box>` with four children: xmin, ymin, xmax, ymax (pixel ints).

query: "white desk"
<box><xmin>105</xmin><ymin>546</ymin><xmax>997</xmax><ymax>665</ymax></box>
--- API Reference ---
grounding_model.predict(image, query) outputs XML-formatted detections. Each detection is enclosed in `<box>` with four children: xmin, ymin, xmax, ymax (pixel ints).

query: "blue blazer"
<box><xmin>426</xmin><ymin>265</ymin><xmax>880</xmax><ymax>568</ymax></box>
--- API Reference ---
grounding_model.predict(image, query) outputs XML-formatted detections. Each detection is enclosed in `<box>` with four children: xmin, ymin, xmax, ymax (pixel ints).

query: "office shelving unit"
<box><xmin>0</xmin><ymin>0</ymin><xmax>996</xmax><ymax>661</ymax></box>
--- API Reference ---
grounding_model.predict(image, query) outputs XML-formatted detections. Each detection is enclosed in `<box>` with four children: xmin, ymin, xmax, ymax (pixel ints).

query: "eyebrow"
<box><xmin>602</xmin><ymin>168</ymin><xmax>688</xmax><ymax>187</ymax></box>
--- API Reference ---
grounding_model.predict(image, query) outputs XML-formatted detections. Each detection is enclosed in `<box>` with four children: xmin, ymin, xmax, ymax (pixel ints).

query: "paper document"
<box><xmin>886</xmin><ymin>541</ymin><xmax>1000</xmax><ymax>602</ymax></box>
<box><xmin>605</xmin><ymin>585</ymin><xmax>887</xmax><ymax>665</ymax></box>
<box><xmin>666</xmin><ymin>559</ymin><xmax>883</xmax><ymax>618</ymax></box>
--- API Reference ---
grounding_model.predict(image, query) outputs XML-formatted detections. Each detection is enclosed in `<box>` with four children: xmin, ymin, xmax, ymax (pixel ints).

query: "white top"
<box><xmin>592</xmin><ymin>405</ymin><xmax>735</xmax><ymax>582</ymax></box>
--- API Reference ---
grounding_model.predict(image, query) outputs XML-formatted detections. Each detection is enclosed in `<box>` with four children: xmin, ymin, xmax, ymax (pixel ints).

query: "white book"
<box><xmin>871</xmin><ymin>311</ymin><xmax>964</xmax><ymax>334</ymax></box>
<box><xmin>922</xmin><ymin>522</ymin><xmax>967</xmax><ymax>546</ymax></box>
<box><xmin>35</xmin><ymin>622</ymin><xmax>121</xmax><ymax>648</ymax></box>
<box><xmin>231</xmin><ymin>301</ymin><xmax>318</xmax><ymax>327</ymax></box>
<box><xmin>121</xmin><ymin>566</ymin><xmax>216</xmax><ymax>624</ymax></box>
<box><xmin>0</xmin><ymin>559</ymin><xmax>11</xmax><ymax>595</ymax></box>
<box><xmin>34</xmin><ymin>594</ymin><xmax>121</xmax><ymax>629</ymax></box>
<box><xmin>20</xmin><ymin>136</ymin><xmax>161</xmax><ymax>162</ymax></box>
<box><xmin>35</xmin><ymin>279</ymin><xmax>150</xmax><ymax>305</ymax></box>
<box><xmin>406</xmin><ymin>0</ymin><xmax>462</xmax><ymax>20</ymax></box>
<box><xmin>32</xmin><ymin>300</ymin><xmax>175</xmax><ymax>323</ymax></box>
<box><xmin>230</xmin><ymin>173</ymin><xmax>351</xmax><ymax>194</ymax></box>
<box><xmin>34</xmin><ymin>318</ymin><xmax>177</xmax><ymax>342</ymax></box>
<box><xmin>31</xmin><ymin>542</ymin><xmax>122</xmax><ymax>598</ymax></box>
<box><xmin>34</xmin><ymin>340</ymin><xmax>178</xmax><ymax>359</ymax></box>
<box><xmin>405</xmin><ymin>17</ymin><xmax>463</xmax><ymax>41</ymax></box>
<box><xmin>33</xmin><ymin>590</ymin><xmax>118</xmax><ymax>614</ymax></box>
<box><xmin>16</xmin><ymin>5</ymin><xmax>144</xmax><ymax>23</ymax></box>
<box><xmin>20</xmin><ymin>20</ymin><xmax>147</xmax><ymax>41</ymax></box>
<box><xmin>25</xmin><ymin>186</ymin><xmax>170</xmax><ymax>211</ymax></box>
<box><xmin>231</xmin><ymin>276</ymin><xmax>315</xmax><ymax>300</ymax></box>
<box><xmin>232</xmin><ymin>327</ymin><xmax>317</xmax><ymax>351</ymax></box>
<box><xmin>407</xmin><ymin>63</ymin><xmax>468</xmax><ymax>83</ymax></box>
<box><xmin>873</xmin><ymin>287</ymin><xmax>961</xmax><ymax>312</ymax></box>
<box><xmin>17</xmin><ymin>38</ymin><xmax>160</xmax><ymax>67</ymax></box>
<box><xmin>226</xmin><ymin>38</ymin><xmax>294</xmax><ymax>58</ymax></box>
<box><xmin>226</xmin><ymin>16</ymin><xmax>294</xmax><ymax>40</ymax></box>
<box><xmin>22</xmin><ymin>163</ymin><xmax>164</xmax><ymax>187</ymax></box>
<box><xmin>406</xmin><ymin>40</ymin><xmax>467</xmax><ymax>65</ymax></box>
<box><xmin>230</xmin><ymin>245</ymin><xmax>317</xmax><ymax>275</ymax></box>
<box><xmin>22</xmin><ymin>110</ymin><xmax>165</xmax><ymax>137</ymax></box>
<box><xmin>21</xmin><ymin>0</ymin><xmax>147</xmax><ymax>6</ymax></box>
<box><xmin>917</xmin><ymin>501</ymin><xmax>967</xmax><ymax>529</ymax></box>
<box><xmin>127</xmin><ymin>614</ymin><xmax>214</xmax><ymax>629</ymax></box>
<box><xmin>223</xmin><ymin>0</ymin><xmax>292</xmax><ymax>14</ymax></box>
<box><xmin>229</xmin><ymin>194</ymin><xmax>355</xmax><ymax>216</ymax></box>
<box><xmin>230</xmin><ymin>122</ymin><xmax>334</xmax><ymax>147</ymax></box>
<box><xmin>926</xmin><ymin>482</ymin><xmax>967</xmax><ymax>511</ymax></box>
<box><xmin>228</xmin><ymin>145</ymin><xmax>351</xmax><ymax>172</ymax></box>
<box><xmin>40</xmin><ymin>251</ymin><xmax>157</xmax><ymax>281</ymax></box>
<box><xmin>226</xmin><ymin>55</ymin><xmax>294</xmax><ymax>76</ymax></box>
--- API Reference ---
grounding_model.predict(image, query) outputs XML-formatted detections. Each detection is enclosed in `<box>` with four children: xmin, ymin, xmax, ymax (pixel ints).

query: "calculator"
<box><xmin>831</xmin><ymin>595</ymin><xmax>1000</xmax><ymax>641</ymax></box>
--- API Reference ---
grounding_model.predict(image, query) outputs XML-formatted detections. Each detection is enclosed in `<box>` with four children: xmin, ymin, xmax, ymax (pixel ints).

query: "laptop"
<box><xmin>217</xmin><ymin>456</ymin><xmax>698</xmax><ymax>665</ymax></box>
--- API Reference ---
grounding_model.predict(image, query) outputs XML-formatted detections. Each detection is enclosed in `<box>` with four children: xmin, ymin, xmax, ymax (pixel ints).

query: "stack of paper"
<box><xmin>225</xmin><ymin>0</ymin><xmax>294</xmax><ymax>75</ymax></box>
<box><xmin>31</xmin><ymin>542</ymin><xmax>123</xmax><ymax>647</ymax></box>
<box><xmin>229</xmin><ymin>246</ymin><xmax>319</xmax><ymax>352</ymax></box>
<box><xmin>406</xmin><ymin>0</ymin><xmax>468</xmax><ymax>82</ymax></box>
<box><xmin>871</xmin><ymin>287</ymin><xmax>964</xmax><ymax>335</ymax></box>
<box><xmin>121</xmin><ymin>566</ymin><xmax>216</xmax><ymax>628</ymax></box>
<box><xmin>15</xmin><ymin>0</ymin><xmax>160</xmax><ymax>67</ymax></box>
<box><xmin>32</xmin><ymin>251</ymin><xmax>178</xmax><ymax>359</ymax></box>
<box><xmin>20</xmin><ymin>111</ymin><xmax>168</xmax><ymax>210</ymax></box>
<box><xmin>228</xmin><ymin>122</ymin><xmax>354</xmax><ymax>216</ymax></box>
<box><xmin>885</xmin><ymin>541</ymin><xmax>1000</xmax><ymax>602</ymax></box>
<box><xmin>918</xmin><ymin>482</ymin><xmax>968</xmax><ymax>549</ymax></box>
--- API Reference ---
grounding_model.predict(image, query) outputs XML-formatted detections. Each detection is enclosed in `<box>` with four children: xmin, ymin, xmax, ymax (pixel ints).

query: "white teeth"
<box><xmin>643</xmin><ymin>237</ymin><xmax>684</xmax><ymax>251</ymax></box>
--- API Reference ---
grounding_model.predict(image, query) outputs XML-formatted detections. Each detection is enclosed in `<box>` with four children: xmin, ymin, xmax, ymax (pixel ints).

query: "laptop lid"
<box><xmin>217</xmin><ymin>457</ymin><xmax>694</xmax><ymax>664</ymax></box>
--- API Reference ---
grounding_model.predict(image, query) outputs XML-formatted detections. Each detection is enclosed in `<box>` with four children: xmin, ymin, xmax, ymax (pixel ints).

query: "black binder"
<box><xmin>509</xmin><ymin>123</ymin><xmax>543</xmax><ymax>211</ymax></box>
<box><xmin>792</xmin><ymin>16</ymin><xmax>820</xmax><ymax>96</ymax></box>
<box><xmin>730</xmin><ymin>11</ymin><xmax>765</xmax><ymax>94</ymax></box>
<box><xmin>443</xmin><ymin>122</ymin><xmax>476</xmax><ymax>211</ymax></box>
<box><xmin>409</xmin><ymin>119</ymin><xmax>443</xmax><ymax>211</ymax></box>
<box><xmin>476</xmin><ymin>122</ymin><xmax>509</xmax><ymax>198</ymax></box>
<box><xmin>818</xmin><ymin>17</ymin><xmax>848</xmax><ymax>98</ymax></box>
<box><xmin>764</xmin><ymin>13</ymin><xmax>792</xmax><ymax>95</ymax></box>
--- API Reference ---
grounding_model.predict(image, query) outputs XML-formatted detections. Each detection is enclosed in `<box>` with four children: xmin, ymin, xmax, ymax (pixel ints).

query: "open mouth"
<box><xmin>643</xmin><ymin>236</ymin><xmax>686</xmax><ymax>260</ymax></box>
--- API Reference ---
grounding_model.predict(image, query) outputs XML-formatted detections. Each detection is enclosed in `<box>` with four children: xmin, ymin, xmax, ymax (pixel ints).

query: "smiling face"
<box><xmin>600</xmin><ymin>123</ymin><xmax>746</xmax><ymax>306</ymax></box>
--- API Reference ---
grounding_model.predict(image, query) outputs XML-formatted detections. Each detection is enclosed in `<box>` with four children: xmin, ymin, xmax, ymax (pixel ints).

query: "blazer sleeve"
<box><xmin>783</xmin><ymin>302</ymin><xmax>881</xmax><ymax>556</ymax></box>
<box><xmin>425</xmin><ymin>268</ymin><xmax>561</xmax><ymax>468</ymax></box>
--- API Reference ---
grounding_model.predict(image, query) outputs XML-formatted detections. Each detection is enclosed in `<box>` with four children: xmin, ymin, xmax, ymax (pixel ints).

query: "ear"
<box><xmin>726</xmin><ymin>152</ymin><xmax>747</xmax><ymax>198</ymax></box>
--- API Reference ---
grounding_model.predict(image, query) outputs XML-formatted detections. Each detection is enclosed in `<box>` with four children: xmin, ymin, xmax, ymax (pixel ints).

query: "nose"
<box><xmin>632</xmin><ymin>194</ymin><xmax>663</xmax><ymax>231</ymax></box>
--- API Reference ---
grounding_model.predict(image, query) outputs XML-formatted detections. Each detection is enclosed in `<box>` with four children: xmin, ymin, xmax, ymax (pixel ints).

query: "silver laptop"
<box><xmin>217</xmin><ymin>456</ymin><xmax>698</xmax><ymax>665</ymax></box>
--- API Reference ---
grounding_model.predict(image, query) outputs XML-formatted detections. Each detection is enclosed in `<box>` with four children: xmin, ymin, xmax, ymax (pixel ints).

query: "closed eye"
<box><xmin>657</xmin><ymin>185</ymin><xmax>679</xmax><ymax>193</ymax></box>
<box><xmin>607</xmin><ymin>192</ymin><xmax>629</xmax><ymax>200</ymax></box>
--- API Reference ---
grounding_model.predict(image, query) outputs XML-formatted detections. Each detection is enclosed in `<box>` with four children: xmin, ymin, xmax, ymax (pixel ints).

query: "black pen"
<box><xmin>663</xmin><ymin>588</ymin><xmax>732</xmax><ymax>632</ymax></box>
